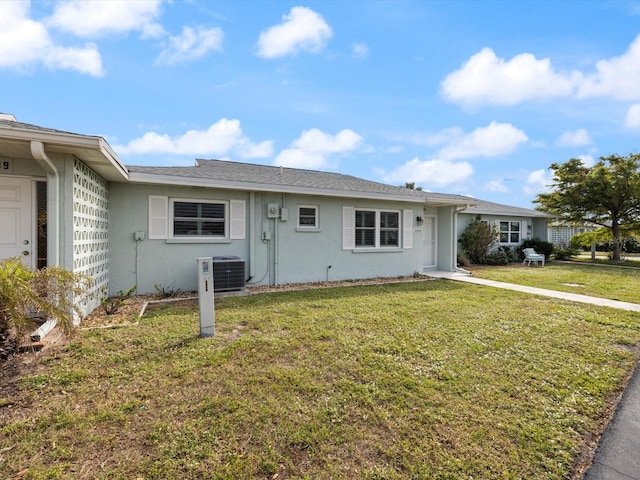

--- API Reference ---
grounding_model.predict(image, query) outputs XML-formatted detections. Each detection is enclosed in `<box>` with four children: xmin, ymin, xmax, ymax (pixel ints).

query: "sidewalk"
<box><xmin>426</xmin><ymin>271</ymin><xmax>640</xmax><ymax>312</ymax></box>
<box><xmin>426</xmin><ymin>271</ymin><xmax>640</xmax><ymax>479</ymax></box>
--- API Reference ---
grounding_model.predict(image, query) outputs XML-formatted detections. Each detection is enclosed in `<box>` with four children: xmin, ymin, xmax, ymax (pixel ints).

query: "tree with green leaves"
<box><xmin>402</xmin><ymin>182</ymin><xmax>423</xmax><ymax>191</ymax></box>
<box><xmin>458</xmin><ymin>215</ymin><xmax>498</xmax><ymax>264</ymax></box>
<box><xmin>535</xmin><ymin>154</ymin><xmax>640</xmax><ymax>261</ymax></box>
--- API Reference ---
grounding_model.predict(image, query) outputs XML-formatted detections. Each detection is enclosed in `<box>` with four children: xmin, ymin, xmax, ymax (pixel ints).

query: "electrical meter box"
<box><xmin>267</xmin><ymin>203</ymin><xmax>279</xmax><ymax>218</ymax></box>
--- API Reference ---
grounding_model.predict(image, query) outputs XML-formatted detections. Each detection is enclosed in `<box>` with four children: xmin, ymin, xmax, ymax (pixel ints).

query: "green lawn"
<box><xmin>470</xmin><ymin>262</ymin><xmax>640</xmax><ymax>304</ymax></box>
<box><xmin>2</xmin><ymin>280</ymin><xmax>640</xmax><ymax>479</ymax></box>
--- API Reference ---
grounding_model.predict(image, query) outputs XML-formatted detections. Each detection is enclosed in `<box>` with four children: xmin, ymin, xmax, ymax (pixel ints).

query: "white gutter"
<box><xmin>0</xmin><ymin>125</ymin><xmax>129</xmax><ymax>181</ymax></box>
<box><xmin>30</xmin><ymin>141</ymin><xmax>59</xmax><ymax>266</ymax></box>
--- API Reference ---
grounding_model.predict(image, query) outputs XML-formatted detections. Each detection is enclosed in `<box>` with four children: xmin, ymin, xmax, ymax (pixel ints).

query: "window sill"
<box><xmin>351</xmin><ymin>248</ymin><xmax>404</xmax><ymax>253</ymax></box>
<box><xmin>165</xmin><ymin>238</ymin><xmax>232</xmax><ymax>244</ymax></box>
<box><xmin>296</xmin><ymin>228</ymin><xmax>321</xmax><ymax>233</ymax></box>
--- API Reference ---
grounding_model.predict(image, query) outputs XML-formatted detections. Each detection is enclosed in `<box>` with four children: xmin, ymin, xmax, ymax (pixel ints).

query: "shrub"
<box><xmin>0</xmin><ymin>257</ymin><xmax>92</xmax><ymax>355</ymax></box>
<box><xmin>485</xmin><ymin>249</ymin><xmax>510</xmax><ymax>266</ymax></box>
<box><xmin>154</xmin><ymin>283</ymin><xmax>182</xmax><ymax>299</ymax></box>
<box><xmin>497</xmin><ymin>246</ymin><xmax>519</xmax><ymax>263</ymax></box>
<box><xmin>457</xmin><ymin>251</ymin><xmax>470</xmax><ymax>267</ymax></box>
<box><xmin>459</xmin><ymin>216</ymin><xmax>498</xmax><ymax>264</ymax></box>
<box><xmin>554</xmin><ymin>248</ymin><xmax>579</xmax><ymax>260</ymax></box>
<box><xmin>519</xmin><ymin>238</ymin><xmax>554</xmax><ymax>260</ymax></box>
<box><xmin>100</xmin><ymin>285</ymin><xmax>137</xmax><ymax>315</ymax></box>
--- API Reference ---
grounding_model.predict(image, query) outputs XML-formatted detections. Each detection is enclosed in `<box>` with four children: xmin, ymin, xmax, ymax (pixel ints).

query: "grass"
<box><xmin>2</xmin><ymin>280</ymin><xmax>640</xmax><ymax>479</ymax></box>
<box><xmin>469</xmin><ymin>262</ymin><xmax>640</xmax><ymax>304</ymax></box>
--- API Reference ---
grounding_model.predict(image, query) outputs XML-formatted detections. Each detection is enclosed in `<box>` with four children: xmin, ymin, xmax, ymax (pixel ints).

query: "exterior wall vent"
<box><xmin>212</xmin><ymin>256</ymin><xmax>246</xmax><ymax>292</ymax></box>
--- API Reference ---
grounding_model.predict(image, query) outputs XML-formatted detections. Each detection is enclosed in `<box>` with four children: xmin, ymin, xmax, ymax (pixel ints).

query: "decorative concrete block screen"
<box><xmin>72</xmin><ymin>158</ymin><xmax>109</xmax><ymax>315</ymax></box>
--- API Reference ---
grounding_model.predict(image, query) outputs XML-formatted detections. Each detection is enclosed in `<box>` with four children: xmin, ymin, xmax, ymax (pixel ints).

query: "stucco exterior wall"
<box><xmin>436</xmin><ymin>206</ymin><xmax>457</xmax><ymax>271</ymax></box>
<box><xmin>108</xmin><ymin>183</ymin><xmax>429</xmax><ymax>294</ymax></box>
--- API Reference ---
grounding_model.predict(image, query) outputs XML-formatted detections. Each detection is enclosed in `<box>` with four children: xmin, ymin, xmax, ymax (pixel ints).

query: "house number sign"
<box><xmin>1</xmin><ymin>159</ymin><xmax>12</xmax><ymax>173</ymax></box>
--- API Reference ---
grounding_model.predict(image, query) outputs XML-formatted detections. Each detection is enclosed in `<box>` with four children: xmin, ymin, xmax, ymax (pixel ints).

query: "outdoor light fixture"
<box><xmin>416</xmin><ymin>216</ymin><xmax>424</xmax><ymax>225</ymax></box>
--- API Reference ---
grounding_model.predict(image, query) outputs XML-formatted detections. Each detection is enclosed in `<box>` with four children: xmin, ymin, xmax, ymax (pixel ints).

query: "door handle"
<box><xmin>22</xmin><ymin>251</ymin><xmax>29</xmax><ymax>256</ymax></box>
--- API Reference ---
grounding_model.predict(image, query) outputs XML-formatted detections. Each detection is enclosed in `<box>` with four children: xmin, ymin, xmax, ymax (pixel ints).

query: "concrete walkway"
<box><xmin>426</xmin><ymin>270</ymin><xmax>640</xmax><ymax>479</ymax></box>
<box><xmin>426</xmin><ymin>271</ymin><xmax>640</xmax><ymax>312</ymax></box>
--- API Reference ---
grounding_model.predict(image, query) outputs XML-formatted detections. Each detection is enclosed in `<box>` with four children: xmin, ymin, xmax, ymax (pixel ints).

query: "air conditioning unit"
<box><xmin>212</xmin><ymin>256</ymin><xmax>246</xmax><ymax>292</ymax></box>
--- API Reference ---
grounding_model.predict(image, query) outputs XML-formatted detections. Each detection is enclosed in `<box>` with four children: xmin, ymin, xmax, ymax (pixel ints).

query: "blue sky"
<box><xmin>2</xmin><ymin>1</ymin><xmax>640</xmax><ymax>208</ymax></box>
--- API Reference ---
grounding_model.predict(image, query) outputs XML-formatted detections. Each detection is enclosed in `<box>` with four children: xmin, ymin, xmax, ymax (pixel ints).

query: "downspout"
<box><xmin>29</xmin><ymin>141</ymin><xmax>61</xmax><ymax>341</ymax></box>
<box><xmin>30</xmin><ymin>141</ymin><xmax>59</xmax><ymax>266</ymax></box>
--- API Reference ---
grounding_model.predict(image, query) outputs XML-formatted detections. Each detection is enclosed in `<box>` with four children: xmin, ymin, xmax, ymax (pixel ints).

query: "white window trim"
<box><xmin>169</xmin><ymin>198</ymin><xmax>229</xmax><ymax>240</ymax></box>
<box><xmin>498</xmin><ymin>220</ymin><xmax>521</xmax><ymax>245</ymax></box>
<box><xmin>297</xmin><ymin>204</ymin><xmax>319</xmax><ymax>231</ymax></box>
<box><xmin>354</xmin><ymin>208</ymin><xmax>402</xmax><ymax>250</ymax></box>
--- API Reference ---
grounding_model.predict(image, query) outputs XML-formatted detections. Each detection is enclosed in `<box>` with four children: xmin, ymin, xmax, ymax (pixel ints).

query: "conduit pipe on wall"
<box><xmin>30</xmin><ymin>141</ymin><xmax>59</xmax><ymax>267</ymax></box>
<box><xmin>249</xmin><ymin>192</ymin><xmax>255</xmax><ymax>279</ymax></box>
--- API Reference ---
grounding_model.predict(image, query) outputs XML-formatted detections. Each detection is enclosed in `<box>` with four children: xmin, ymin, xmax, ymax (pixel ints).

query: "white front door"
<box><xmin>423</xmin><ymin>216</ymin><xmax>437</xmax><ymax>268</ymax></box>
<box><xmin>0</xmin><ymin>177</ymin><xmax>34</xmax><ymax>267</ymax></box>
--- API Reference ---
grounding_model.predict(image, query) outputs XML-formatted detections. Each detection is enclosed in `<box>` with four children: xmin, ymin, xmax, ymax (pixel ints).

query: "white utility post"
<box><xmin>197</xmin><ymin>257</ymin><xmax>215</xmax><ymax>337</ymax></box>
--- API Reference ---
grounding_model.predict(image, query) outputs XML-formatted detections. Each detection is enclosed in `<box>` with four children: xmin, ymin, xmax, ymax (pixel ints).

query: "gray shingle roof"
<box><xmin>460</xmin><ymin>198</ymin><xmax>555</xmax><ymax>218</ymax></box>
<box><xmin>0</xmin><ymin>118</ymin><xmax>97</xmax><ymax>138</ymax></box>
<box><xmin>128</xmin><ymin>159</ymin><xmax>472</xmax><ymax>205</ymax></box>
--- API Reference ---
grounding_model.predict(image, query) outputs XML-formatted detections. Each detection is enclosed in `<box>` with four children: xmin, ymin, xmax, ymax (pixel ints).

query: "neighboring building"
<box><xmin>0</xmin><ymin>116</ymin><xmax>474</xmax><ymax>317</ymax></box>
<box><xmin>548</xmin><ymin>222</ymin><xmax>598</xmax><ymax>248</ymax></box>
<box><xmin>457</xmin><ymin>198</ymin><xmax>556</xmax><ymax>247</ymax></box>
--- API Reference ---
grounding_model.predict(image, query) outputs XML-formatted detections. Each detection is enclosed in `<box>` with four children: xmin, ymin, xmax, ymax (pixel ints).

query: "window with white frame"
<box><xmin>297</xmin><ymin>205</ymin><xmax>319</xmax><ymax>229</ymax></box>
<box><xmin>355</xmin><ymin>209</ymin><xmax>399</xmax><ymax>248</ymax></box>
<box><xmin>499</xmin><ymin>221</ymin><xmax>520</xmax><ymax>244</ymax></box>
<box><xmin>171</xmin><ymin>199</ymin><xmax>227</xmax><ymax>237</ymax></box>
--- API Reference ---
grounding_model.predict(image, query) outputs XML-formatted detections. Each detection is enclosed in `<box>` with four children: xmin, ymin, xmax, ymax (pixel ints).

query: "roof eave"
<box><xmin>0</xmin><ymin>124</ymin><xmax>129</xmax><ymax>182</ymax></box>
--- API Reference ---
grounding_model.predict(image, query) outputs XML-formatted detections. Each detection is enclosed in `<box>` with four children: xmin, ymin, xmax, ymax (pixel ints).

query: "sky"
<box><xmin>2</xmin><ymin>1</ymin><xmax>640</xmax><ymax>208</ymax></box>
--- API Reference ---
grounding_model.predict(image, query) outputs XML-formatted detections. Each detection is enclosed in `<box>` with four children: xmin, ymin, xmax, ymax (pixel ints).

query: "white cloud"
<box><xmin>437</xmin><ymin>122</ymin><xmax>528</xmax><ymax>160</ymax></box>
<box><xmin>440</xmin><ymin>47</ymin><xmax>579</xmax><ymax>106</ymax></box>
<box><xmin>578</xmin><ymin>35</ymin><xmax>640</xmax><ymax>101</ymax></box>
<box><xmin>352</xmin><ymin>43</ymin><xmax>369</xmax><ymax>59</ymax></box>
<box><xmin>524</xmin><ymin>169</ymin><xmax>553</xmax><ymax>195</ymax></box>
<box><xmin>256</xmin><ymin>7</ymin><xmax>332</xmax><ymax>59</ymax></box>
<box><xmin>273</xmin><ymin>149</ymin><xmax>326</xmax><ymax>169</ymax></box>
<box><xmin>0</xmin><ymin>1</ymin><xmax>104</xmax><ymax>76</ymax></box>
<box><xmin>442</xmin><ymin>34</ymin><xmax>640</xmax><ymax>107</ymax></box>
<box><xmin>113</xmin><ymin>119</ymin><xmax>273</xmax><ymax>159</ymax></box>
<box><xmin>293</xmin><ymin>128</ymin><xmax>362</xmax><ymax>153</ymax></box>
<box><xmin>156</xmin><ymin>26</ymin><xmax>223</xmax><ymax>65</ymax></box>
<box><xmin>556</xmin><ymin>128</ymin><xmax>592</xmax><ymax>147</ymax></box>
<box><xmin>577</xmin><ymin>154</ymin><xmax>595</xmax><ymax>167</ymax></box>
<box><xmin>275</xmin><ymin>128</ymin><xmax>363</xmax><ymax>169</ymax></box>
<box><xmin>625</xmin><ymin>103</ymin><xmax>640</xmax><ymax>129</ymax></box>
<box><xmin>47</xmin><ymin>0</ymin><xmax>164</xmax><ymax>38</ymax></box>
<box><xmin>46</xmin><ymin>44</ymin><xmax>103</xmax><ymax>76</ymax></box>
<box><xmin>384</xmin><ymin>158</ymin><xmax>474</xmax><ymax>188</ymax></box>
<box><xmin>484</xmin><ymin>179</ymin><xmax>510</xmax><ymax>193</ymax></box>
